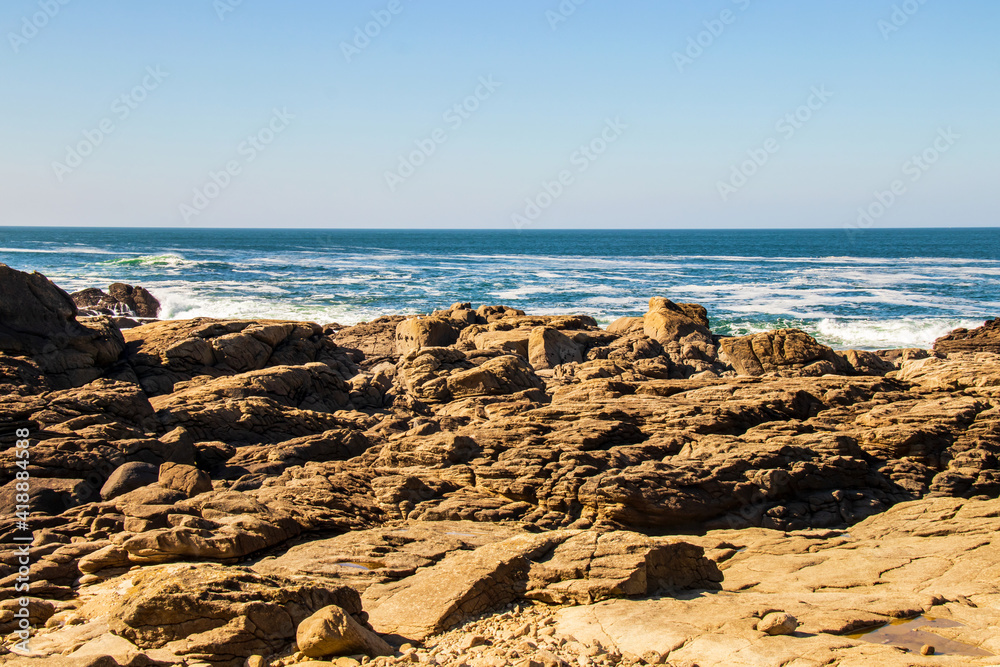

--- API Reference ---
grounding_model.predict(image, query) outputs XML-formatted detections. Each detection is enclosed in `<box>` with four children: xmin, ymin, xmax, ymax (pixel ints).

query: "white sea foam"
<box><xmin>100</xmin><ymin>254</ymin><xmax>207</xmax><ymax>270</ymax></box>
<box><xmin>491</xmin><ymin>285</ymin><xmax>560</xmax><ymax>300</ymax></box>
<box><xmin>155</xmin><ymin>289</ymin><xmax>388</xmax><ymax>325</ymax></box>
<box><xmin>581</xmin><ymin>296</ymin><xmax>644</xmax><ymax>308</ymax></box>
<box><xmin>814</xmin><ymin>317</ymin><xmax>987</xmax><ymax>350</ymax></box>
<box><xmin>717</xmin><ymin>317</ymin><xmax>987</xmax><ymax>351</ymax></box>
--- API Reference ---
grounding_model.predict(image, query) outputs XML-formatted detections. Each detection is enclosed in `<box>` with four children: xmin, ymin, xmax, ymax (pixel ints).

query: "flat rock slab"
<box><xmin>554</xmin><ymin>496</ymin><xmax>1000</xmax><ymax>666</ymax></box>
<box><xmin>362</xmin><ymin>528</ymin><xmax>719</xmax><ymax>641</ymax></box>
<box><xmin>253</xmin><ymin>520</ymin><xmax>525</xmax><ymax>589</ymax></box>
<box><xmin>364</xmin><ymin>532</ymin><xmax>557</xmax><ymax>641</ymax></box>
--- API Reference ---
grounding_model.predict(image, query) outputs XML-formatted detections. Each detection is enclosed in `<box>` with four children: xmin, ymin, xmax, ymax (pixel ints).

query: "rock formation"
<box><xmin>71</xmin><ymin>283</ymin><xmax>161</xmax><ymax>319</ymax></box>
<box><xmin>0</xmin><ymin>265</ymin><xmax>998</xmax><ymax>666</ymax></box>
<box><xmin>934</xmin><ymin>317</ymin><xmax>1000</xmax><ymax>355</ymax></box>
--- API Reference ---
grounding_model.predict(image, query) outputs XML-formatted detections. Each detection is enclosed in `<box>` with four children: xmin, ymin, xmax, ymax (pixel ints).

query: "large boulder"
<box><xmin>100</xmin><ymin>462</ymin><xmax>159</xmax><ymax>500</ymax></box>
<box><xmin>0</xmin><ymin>264</ymin><xmax>127</xmax><ymax>388</ymax></box>
<box><xmin>115</xmin><ymin>489</ymin><xmax>307</xmax><ymax>564</ymax></box>
<box><xmin>158</xmin><ymin>462</ymin><xmax>213</xmax><ymax>497</ymax></box>
<box><xmin>840</xmin><ymin>349</ymin><xmax>896</xmax><ymax>376</ymax></box>
<box><xmin>296</xmin><ymin>604</ymin><xmax>394</xmax><ymax>658</ymax></box>
<box><xmin>71</xmin><ymin>283</ymin><xmax>161</xmax><ymax>318</ymax></box>
<box><xmin>606</xmin><ymin>316</ymin><xmax>644</xmax><ymax>335</ymax></box>
<box><xmin>395</xmin><ymin>347</ymin><xmax>544</xmax><ymax>404</ymax></box>
<box><xmin>109</xmin><ymin>283</ymin><xmax>160</xmax><ymax>318</ymax></box>
<box><xmin>643</xmin><ymin>298</ymin><xmax>712</xmax><ymax>343</ymax></box>
<box><xmin>334</xmin><ymin>316</ymin><xmax>406</xmax><ymax>361</ymax></box>
<box><xmin>472</xmin><ymin>329</ymin><xmax>531</xmax><ymax>357</ymax></box>
<box><xmin>719</xmin><ymin>328</ymin><xmax>847</xmax><ymax>376</ymax></box>
<box><xmin>894</xmin><ymin>352</ymin><xmax>1000</xmax><ymax>391</ymax></box>
<box><xmin>430</xmin><ymin>301</ymin><xmax>480</xmax><ymax>328</ymax></box>
<box><xmin>475</xmin><ymin>305</ymin><xmax>526</xmax><ymax>322</ymax></box>
<box><xmin>394</xmin><ymin>317</ymin><xmax>459</xmax><ymax>355</ymax></box>
<box><xmin>446</xmin><ymin>355</ymin><xmax>545</xmax><ymax>399</ymax></box>
<box><xmin>528</xmin><ymin>326</ymin><xmax>583</xmax><ymax>370</ymax></box>
<box><xmin>642</xmin><ymin>297</ymin><xmax>719</xmax><ymax>376</ymax></box>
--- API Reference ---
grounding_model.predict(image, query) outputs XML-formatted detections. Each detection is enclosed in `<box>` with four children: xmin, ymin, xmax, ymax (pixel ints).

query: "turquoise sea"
<box><xmin>1</xmin><ymin>227</ymin><xmax>998</xmax><ymax>350</ymax></box>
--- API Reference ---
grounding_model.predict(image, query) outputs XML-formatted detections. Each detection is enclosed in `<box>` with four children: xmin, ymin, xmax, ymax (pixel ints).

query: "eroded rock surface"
<box><xmin>1</xmin><ymin>269</ymin><xmax>998</xmax><ymax>666</ymax></box>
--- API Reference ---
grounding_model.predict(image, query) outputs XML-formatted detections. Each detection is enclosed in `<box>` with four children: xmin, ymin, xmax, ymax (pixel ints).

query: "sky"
<box><xmin>1</xmin><ymin>0</ymin><xmax>997</xmax><ymax>229</ymax></box>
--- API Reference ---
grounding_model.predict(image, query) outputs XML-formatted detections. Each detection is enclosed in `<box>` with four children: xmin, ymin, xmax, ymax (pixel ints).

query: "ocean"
<box><xmin>2</xmin><ymin>227</ymin><xmax>998</xmax><ymax>351</ymax></box>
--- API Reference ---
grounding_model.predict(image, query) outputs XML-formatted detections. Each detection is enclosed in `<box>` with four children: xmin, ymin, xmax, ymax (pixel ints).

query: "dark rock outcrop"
<box><xmin>71</xmin><ymin>283</ymin><xmax>161</xmax><ymax>318</ymax></box>
<box><xmin>0</xmin><ymin>264</ymin><xmax>127</xmax><ymax>388</ymax></box>
<box><xmin>934</xmin><ymin>317</ymin><xmax>1000</xmax><ymax>355</ymax></box>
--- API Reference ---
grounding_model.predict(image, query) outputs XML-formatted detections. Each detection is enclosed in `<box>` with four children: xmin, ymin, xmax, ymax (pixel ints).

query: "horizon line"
<box><xmin>2</xmin><ymin>225</ymin><xmax>999</xmax><ymax>232</ymax></box>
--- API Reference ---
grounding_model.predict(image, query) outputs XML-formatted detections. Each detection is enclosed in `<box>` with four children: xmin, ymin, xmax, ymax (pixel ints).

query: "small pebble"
<box><xmin>459</xmin><ymin>634</ymin><xmax>487</xmax><ymax>649</ymax></box>
<box><xmin>921</xmin><ymin>645</ymin><xmax>935</xmax><ymax>656</ymax></box>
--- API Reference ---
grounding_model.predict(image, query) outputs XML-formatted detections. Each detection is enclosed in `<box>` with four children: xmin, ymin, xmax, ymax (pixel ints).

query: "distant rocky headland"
<box><xmin>1</xmin><ymin>262</ymin><xmax>999</xmax><ymax>666</ymax></box>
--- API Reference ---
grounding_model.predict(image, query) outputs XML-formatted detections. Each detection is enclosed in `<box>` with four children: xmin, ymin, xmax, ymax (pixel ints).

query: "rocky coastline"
<box><xmin>1</xmin><ymin>262</ymin><xmax>1000</xmax><ymax>666</ymax></box>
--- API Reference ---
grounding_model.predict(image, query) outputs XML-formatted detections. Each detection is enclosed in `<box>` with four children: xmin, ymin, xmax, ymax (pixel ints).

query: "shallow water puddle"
<box><xmin>847</xmin><ymin>615</ymin><xmax>992</xmax><ymax>657</ymax></box>
<box><xmin>332</xmin><ymin>561</ymin><xmax>382</xmax><ymax>571</ymax></box>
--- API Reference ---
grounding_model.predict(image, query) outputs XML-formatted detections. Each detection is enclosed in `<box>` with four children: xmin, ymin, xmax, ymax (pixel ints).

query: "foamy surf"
<box><xmin>4</xmin><ymin>227</ymin><xmax>998</xmax><ymax>350</ymax></box>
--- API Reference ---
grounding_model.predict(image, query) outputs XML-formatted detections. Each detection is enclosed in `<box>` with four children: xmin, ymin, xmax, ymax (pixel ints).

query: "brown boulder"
<box><xmin>840</xmin><ymin>349</ymin><xmax>896</xmax><ymax>376</ymax></box>
<box><xmin>719</xmin><ymin>329</ymin><xmax>847</xmax><ymax>376</ymax></box>
<box><xmin>394</xmin><ymin>317</ymin><xmax>459</xmax><ymax>355</ymax></box>
<box><xmin>158</xmin><ymin>462</ymin><xmax>212</xmax><ymax>497</ymax></box>
<box><xmin>0</xmin><ymin>264</ymin><xmax>126</xmax><ymax>388</ymax></box>
<box><xmin>118</xmin><ymin>488</ymin><xmax>306</xmax><ymax>563</ymax></box>
<box><xmin>296</xmin><ymin>604</ymin><xmax>393</xmax><ymax>658</ymax></box>
<box><xmin>644</xmin><ymin>297</ymin><xmax>712</xmax><ymax>341</ymax></box>
<box><xmin>395</xmin><ymin>347</ymin><xmax>544</xmax><ymax>403</ymax></box>
<box><xmin>528</xmin><ymin>327</ymin><xmax>583</xmax><ymax>370</ymax></box>
<box><xmin>430</xmin><ymin>302</ymin><xmax>480</xmax><ymax>327</ymax></box>
<box><xmin>934</xmin><ymin>318</ymin><xmax>1000</xmax><ymax>355</ymax></box>
<box><xmin>642</xmin><ymin>297</ymin><xmax>720</xmax><ymax>376</ymax></box>
<box><xmin>109</xmin><ymin>283</ymin><xmax>160</xmax><ymax>318</ymax></box>
<box><xmin>71</xmin><ymin>283</ymin><xmax>160</xmax><ymax>318</ymax></box>
<box><xmin>334</xmin><ymin>316</ymin><xmax>406</xmax><ymax>360</ymax></box>
<box><xmin>476</xmin><ymin>305</ymin><xmax>526</xmax><ymax>322</ymax></box>
<box><xmin>446</xmin><ymin>355</ymin><xmax>545</xmax><ymax>399</ymax></box>
<box><xmin>472</xmin><ymin>329</ymin><xmax>531</xmax><ymax>357</ymax></box>
<box><xmin>100</xmin><ymin>462</ymin><xmax>159</xmax><ymax>500</ymax></box>
<box><xmin>606</xmin><ymin>316</ymin><xmax>644</xmax><ymax>335</ymax></box>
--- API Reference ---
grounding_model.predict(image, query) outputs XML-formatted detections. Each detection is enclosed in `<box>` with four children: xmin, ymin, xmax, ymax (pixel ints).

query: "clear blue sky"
<box><xmin>1</xmin><ymin>0</ymin><xmax>997</xmax><ymax>229</ymax></box>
